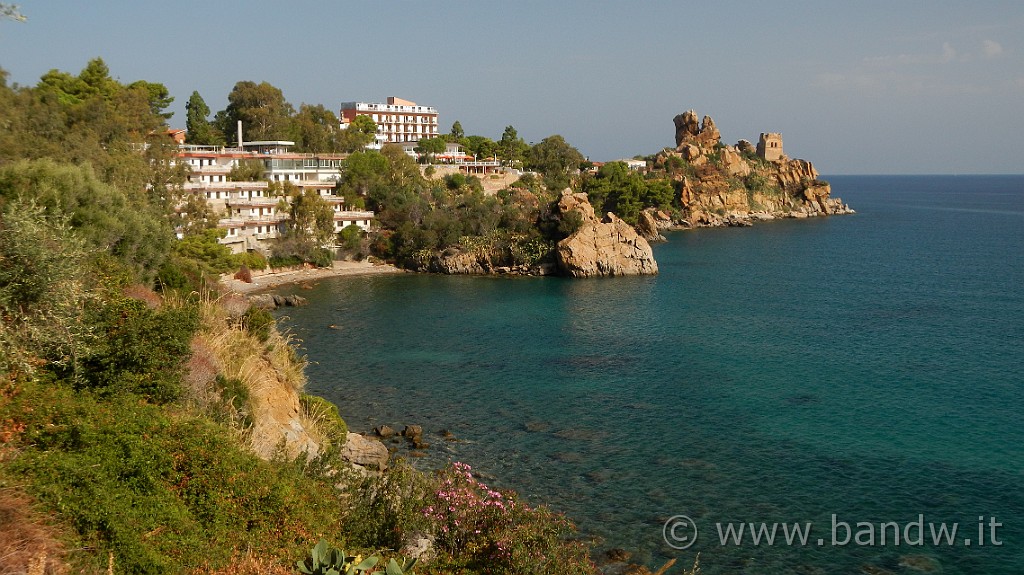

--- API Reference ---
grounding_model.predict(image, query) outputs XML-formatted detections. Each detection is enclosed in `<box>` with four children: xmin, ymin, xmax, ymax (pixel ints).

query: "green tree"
<box><xmin>127</xmin><ymin>80</ymin><xmax>174</xmax><ymax>121</ymax></box>
<box><xmin>216</xmin><ymin>81</ymin><xmax>295</xmax><ymax>145</ymax></box>
<box><xmin>338</xmin><ymin>114</ymin><xmax>377</xmax><ymax>152</ymax></box>
<box><xmin>582</xmin><ymin>161</ymin><xmax>673</xmax><ymax>225</ymax></box>
<box><xmin>380</xmin><ymin>144</ymin><xmax>424</xmax><ymax>189</ymax></box>
<box><xmin>227</xmin><ymin>159</ymin><xmax>266</xmax><ymax>182</ymax></box>
<box><xmin>76</xmin><ymin>58</ymin><xmax>118</xmax><ymax>101</ymax></box>
<box><xmin>279</xmin><ymin>188</ymin><xmax>335</xmax><ymax>263</ymax></box>
<box><xmin>185</xmin><ymin>90</ymin><xmax>222</xmax><ymax>145</ymax></box>
<box><xmin>0</xmin><ymin>159</ymin><xmax>172</xmax><ymax>279</ymax></box>
<box><xmin>291</xmin><ymin>103</ymin><xmax>341</xmax><ymax>153</ymax></box>
<box><xmin>449</xmin><ymin>120</ymin><xmax>464</xmax><ymax>140</ymax></box>
<box><xmin>498</xmin><ymin>125</ymin><xmax>529</xmax><ymax>167</ymax></box>
<box><xmin>414</xmin><ymin>136</ymin><xmax>446</xmax><ymax>163</ymax></box>
<box><xmin>463</xmin><ymin>135</ymin><xmax>496</xmax><ymax>161</ymax></box>
<box><xmin>339</xmin><ymin>150</ymin><xmax>390</xmax><ymax>197</ymax></box>
<box><xmin>526</xmin><ymin>134</ymin><xmax>585</xmax><ymax>191</ymax></box>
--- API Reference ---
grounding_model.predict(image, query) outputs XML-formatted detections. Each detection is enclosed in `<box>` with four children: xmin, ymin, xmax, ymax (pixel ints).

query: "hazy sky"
<box><xmin>2</xmin><ymin>1</ymin><xmax>1022</xmax><ymax>174</ymax></box>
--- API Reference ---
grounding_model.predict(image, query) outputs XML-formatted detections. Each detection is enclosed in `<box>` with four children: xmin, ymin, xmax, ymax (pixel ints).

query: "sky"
<box><xmin>1</xmin><ymin>1</ymin><xmax>1022</xmax><ymax>174</ymax></box>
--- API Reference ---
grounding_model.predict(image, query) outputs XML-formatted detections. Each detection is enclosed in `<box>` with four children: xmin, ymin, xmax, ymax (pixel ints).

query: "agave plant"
<box><xmin>295</xmin><ymin>539</ymin><xmax>379</xmax><ymax>575</ymax></box>
<box><xmin>385</xmin><ymin>557</ymin><xmax>417</xmax><ymax>575</ymax></box>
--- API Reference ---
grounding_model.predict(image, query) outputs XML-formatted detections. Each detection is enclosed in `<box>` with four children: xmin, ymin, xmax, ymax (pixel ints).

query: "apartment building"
<box><xmin>177</xmin><ymin>141</ymin><xmax>373</xmax><ymax>254</ymax></box>
<box><xmin>339</xmin><ymin>96</ymin><xmax>439</xmax><ymax>148</ymax></box>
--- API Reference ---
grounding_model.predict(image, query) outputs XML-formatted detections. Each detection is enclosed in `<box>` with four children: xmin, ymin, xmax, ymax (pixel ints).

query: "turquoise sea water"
<box><xmin>278</xmin><ymin>176</ymin><xmax>1024</xmax><ymax>574</ymax></box>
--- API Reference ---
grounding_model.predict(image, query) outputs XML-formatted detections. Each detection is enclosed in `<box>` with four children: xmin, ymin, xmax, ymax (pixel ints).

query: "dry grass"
<box><xmin>188</xmin><ymin>550</ymin><xmax>294</xmax><ymax>575</ymax></box>
<box><xmin>183</xmin><ymin>336</ymin><xmax>221</xmax><ymax>407</ymax></box>
<box><xmin>122</xmin><ymin>284</ymin><xmax>162</xmax><ymax>309</ymax></box>
<box><xmin>184</xmin><ymin>293</ymin><xmax>327</xmax><ymax>460</ymax></box>
<box><xmin>0</xmin><ymin>488</ymin><xmax>68</xmax><ymax>575</ymax></box>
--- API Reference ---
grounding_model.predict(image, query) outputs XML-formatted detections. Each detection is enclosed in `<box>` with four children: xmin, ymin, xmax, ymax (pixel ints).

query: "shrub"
<box><xmin>268</xmin><ymin>254</ymin><xmax>303</xmax><ymax>270</ymax></box>
<box><xmin>557</xmin><ymin>210</ymin><xmax>584</xmax><ymax>239</ymax></box>
<box><xmin>78</xmin><ymin>295</ymin><xmax>200</xmax><ymax>403</ymax></box>
<box><xmin>240</xmin><ymin>306</ymin><xmax>275</xmax><ymax>343</ymax></box>
<box><xmin>338</xmin><ymin>224</ymin><xmax>364</xmax><ymax>254</ymax></box>
<box><xmin>2</xmin><ymin>377</ymin><xmax>342</xmax><ymax>574</ymax></box>
<box><xmin>214</xmin><ymin>374</ymin><xmax>251</xmax><ymax>427</ymax></box>
<box><xmin>307</xmin><ymin>248</ymin><xmax>333</xmax><ymax>269</ymax></box>
<box><xmin>299</xmin><ymin>394</ymin><xmax>347</xmax><ymax>449</ymax></box>
<box><xmin>155</xmin><ymin>255</ymin><xmax>204</xmax><ymax>293</ymax></box>
<box><xmin>444</xmin><ymin>173</ymin><xmax>467</xmax><ymax>190</ymax></box>
<box><xmin>233</xmin><ymin>251</ymin><xmax>268</xmax><ymax>271</ymax></box>
<box><xmin>423</xmin><ymin>462</ymin><xmax>595</xmax><ymax>575</ymax></box>
<box><xmin>342</xmin><ymin>462</ymin><xmax>435</xmax><ymax>552</ymax></box>
<box><xmin>234</xmin><ymin>265</ymin><xmax>253</xmax><ymax>283</ymax></box>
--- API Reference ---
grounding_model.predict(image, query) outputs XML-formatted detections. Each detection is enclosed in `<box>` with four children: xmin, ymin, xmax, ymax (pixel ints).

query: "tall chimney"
<box><xmin>237</xmin><ymin>120</ymin><xmax>243</xmax><ymax>148</ymax></box>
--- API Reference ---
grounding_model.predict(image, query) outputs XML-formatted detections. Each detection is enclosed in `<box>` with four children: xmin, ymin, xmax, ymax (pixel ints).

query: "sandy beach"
<box><xmin>220</xmin><ymin>260</ymin><xmax>404</xmax><ymax>294</ymax></box>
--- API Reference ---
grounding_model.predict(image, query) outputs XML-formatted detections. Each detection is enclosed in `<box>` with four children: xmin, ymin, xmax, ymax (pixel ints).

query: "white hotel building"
<box><xmin>177</xmin><ymin>140</ymin><xmax>373</xmax><ymax>254</ymax></box>
<box><xmin>339</xmin><ymin>96</ymin><xmax>439</xmax><ymax>148</ymax></box>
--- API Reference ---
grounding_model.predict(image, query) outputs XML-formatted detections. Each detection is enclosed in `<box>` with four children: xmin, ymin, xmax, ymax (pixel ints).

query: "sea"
<box><xmin>276</xmin><ymin>175</ymin><xmax>1024</xmax><ymax>574</ymax></box>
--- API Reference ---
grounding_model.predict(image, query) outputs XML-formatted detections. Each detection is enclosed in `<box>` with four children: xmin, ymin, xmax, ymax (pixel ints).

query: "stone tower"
<box><xmin>756</xmin><ymin>133</ymin><xmax>784</xmax><ymax>161</ymax></box>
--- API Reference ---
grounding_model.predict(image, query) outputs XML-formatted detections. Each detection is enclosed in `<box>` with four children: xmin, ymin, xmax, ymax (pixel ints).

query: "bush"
<box><xmin>78</xmin><ymin>295</ymin><xmax>200</xmax><ymax>403</ymax></box>
<box><xmin>233</xmin><ymin>251</ymin><xmax>268</xmax><ymax>271</ymax></box>
<box><xmin>423</xmin><ymin>462</ymin><xmax>594</xmax><ymax>574</ymax></box>
<box><xmin>268</xmin><ymin>254</ymin><xmax>304</xmax><ymax>269</ymax></box>
<box><xmin>338</xmin><ymin>224</ymin><xmax>365</xmax><ymax>256</ymax></box>
<box><xmin>174</xmin><ymin>229</ymin><xmax>236</xmax><ymax>275</ymax></box>
<box><xmin>299</xmin><ymin>394</ymin><xmax>347</xmax><ymax>448</ymax></box>
<box><xmin>155</xmin><ymin>256</ymin><xmax>200</xmax><ymax>292</ymax></box>
<box><xmin>214</xmin><ymin>374</ymin><xmax>252</xmax><ymax>427</ymax></box>
<box><xmin>307</xmin><ymin>248</ymin><xmax>333</xmax><ymax>269</ymax></box>
<box><xmin>443</xmin><ymin>173</ymin><xmax>464</xmax><ymax>190</ymax></box>
<box><xmin>241</xmin><ymin>306</ymin><xmax>275</xmax><ymax>343</ymax></box>
<box><xmin>342</xmin><ymin>462</ymin><xmax>434</xmax><ymax>552</ymax></box>
<box><xmin>1</xmin><ymin>377</ymin><xmax>342</xmax><ymax>575</ymax></box>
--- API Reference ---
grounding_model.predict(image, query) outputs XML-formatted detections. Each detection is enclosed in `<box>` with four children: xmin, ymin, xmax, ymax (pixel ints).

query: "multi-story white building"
<box><xmin>177</xmin><ymin>141</ymin><xmax>373</xmax><ymax>254</ymax></box>
<box><xmin>339</xmin><ymin>96</ymin><xmax>439</xmax><ymax>148</ymax></box>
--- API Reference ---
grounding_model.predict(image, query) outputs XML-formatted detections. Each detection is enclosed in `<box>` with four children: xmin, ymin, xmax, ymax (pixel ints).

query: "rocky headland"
<box><xmin>658</xmin><ymin>109</ymin><xmax>854</xmax><ymax>229</ymax></box>
<box><xmin>419</xmin><ymin>109</ymin><xmax>850</xmax><ymax>278</ymax></box>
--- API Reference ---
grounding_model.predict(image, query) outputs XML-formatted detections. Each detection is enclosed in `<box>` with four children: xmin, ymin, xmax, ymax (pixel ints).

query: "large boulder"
<box><xmin>553</xmin><ymin>190</ymin><xmax>658</xmax><ymax>277</ymax></box>
<box><xmin>556</xmin><ymin>212</ymin><xmax>659</xmax><ymax>278</ymax></box>
<box><xmin>339</xmin><ymin>432</ymin><xmax>390</xmax><ymax>471</ymax></box>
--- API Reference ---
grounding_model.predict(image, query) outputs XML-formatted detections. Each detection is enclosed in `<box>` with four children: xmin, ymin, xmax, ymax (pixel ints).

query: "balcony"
<box><xmin>333</xmin><ymin>210</ymin><xmax>375</xmax><ymax>220</ymax></box>
<box><xmin>226</xmin><ymin>197</ymin><xmax>282</xmax><ymax>207</ymax></box>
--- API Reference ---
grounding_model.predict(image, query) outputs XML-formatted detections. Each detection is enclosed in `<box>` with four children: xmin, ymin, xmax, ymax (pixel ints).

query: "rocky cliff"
<box><xmin>659</xmin><ymin>109</ymin><xmax>853</xmax><ymax>228</ymax></box>
<box><xmin>554</xmin><ymin>190</ymin><xmax>659</xmax><ymax>277</ymax></box>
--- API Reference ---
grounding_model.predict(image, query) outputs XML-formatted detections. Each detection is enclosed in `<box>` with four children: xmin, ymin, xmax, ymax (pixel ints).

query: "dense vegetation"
<box><xmin>0</xmin><ymin>60</ymin><xmax>635</xmax><ymax>574</ymax></box>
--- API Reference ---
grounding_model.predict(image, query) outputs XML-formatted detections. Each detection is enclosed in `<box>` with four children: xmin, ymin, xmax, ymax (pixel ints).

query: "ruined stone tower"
<box><xmin>756</xmin><ymin>133</ymin><xmax>784</xmax><ymax>162</ymax></box>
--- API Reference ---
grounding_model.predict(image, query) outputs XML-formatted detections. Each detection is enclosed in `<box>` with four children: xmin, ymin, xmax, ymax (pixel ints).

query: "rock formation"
<box><xmin>248</xmin><ymin>293</ymin><xmax>308</xmax><ymax>310</ymax></box>
<box><xmin>673</xmin><ymin>110</ymin><xmax>721</xmax><ymax>148</ymax></box>
<box><xmin>554</xmin><ymin>190</ymin><xmax>659</xmax><ymax>277</ymax></box>
<box><xmin>636</xmin><ymin>209</ymin><xmax>666</xmax><ymax>243</ymax></box>
<box><xmin>339</xmin><ymin>432</ymin><xmax>390</xmax><ymax>472</ymax></box>
<box><xmin>660</xmin><ymin>109</ymin><xmax>854</xmax><ymax>228</ymax></box>
<box><xmin>426</xmin><ymin>249</ymin><xmax>491</xmax><ymax>275</ymax></box>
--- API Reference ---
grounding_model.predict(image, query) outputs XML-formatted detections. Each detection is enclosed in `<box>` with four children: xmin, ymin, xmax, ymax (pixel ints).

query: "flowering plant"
<box><xmin>422</xmin><ymin>462</ymin><xmax>594</xmax><ymax>574</ymax></box>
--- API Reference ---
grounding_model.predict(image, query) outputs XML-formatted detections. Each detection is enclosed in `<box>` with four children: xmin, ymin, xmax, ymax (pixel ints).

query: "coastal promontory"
<box><xmin>660</xmin><ymin>109</ymin><xmax>853</xmax><ymax>228</ymax></box>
